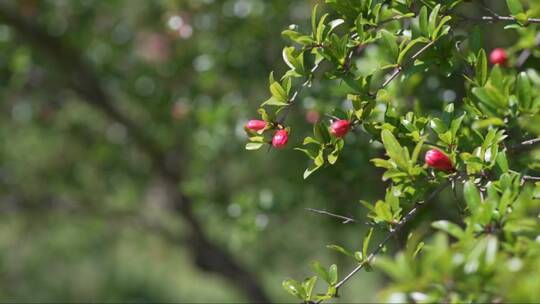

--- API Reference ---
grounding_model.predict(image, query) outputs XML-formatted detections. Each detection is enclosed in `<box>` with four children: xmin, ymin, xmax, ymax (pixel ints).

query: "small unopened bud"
<box><xmin>272</xmin><ymin>129</ymin><xmax>289</xmax><ymax>149</ymax></box>
<box><xmin>245</xmin><ymin>120</ymin><xmax>267</xmax><ymax>131</ymax></box>
<box><xmin>489</xmin><ymin>48</ymin><xmax>508</xmax><ymax>66</ymax></box>
<box><xmin>330</xmin><ymin>119</ymin><xmax>351</xmax><ymax>138</ymax></box>
<box><xmin>425</xmin><ymin>149</ymin><xmax>454</xmax><ymax>172</ymax></box>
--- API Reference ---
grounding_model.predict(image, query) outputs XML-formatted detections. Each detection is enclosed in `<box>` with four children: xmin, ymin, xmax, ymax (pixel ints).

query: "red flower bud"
<box><xmin>489</xmin><ymin>48</ymin><xmax>508</xmax><ymax>66</ymax></box>
<box><xmin>330</xmin><ymin>120</ymin><xmax>351</xmax><ymax>138</ymax></box>
<box><xmin>425</xmin><ymin>149</ymin><xmax>454</xmax><ymax>172</ymax></box>
<box><xmin>245</xmin><ymin>119</ymin><xmax>267</xmax><ymax>131</ymax></box>
<box><xmin>272</xmin><ymin>129</ymin><xmax>288</xmax><ymax>149</ymax></box>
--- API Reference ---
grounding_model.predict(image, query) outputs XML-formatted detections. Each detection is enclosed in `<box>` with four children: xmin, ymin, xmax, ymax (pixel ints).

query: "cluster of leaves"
<box><xmin>247</xmin><ymin>0</ymin><xmax>540</xmax><ymax>302</ymax></box>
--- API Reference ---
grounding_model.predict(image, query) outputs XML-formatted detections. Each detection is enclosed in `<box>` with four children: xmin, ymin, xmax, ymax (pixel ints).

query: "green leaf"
<box><xmin>314</xmin><ymin>149</ymin><xmax>325</xmax><ymax>167</ymax></box>
<box><xmin>517</xmin><ymin>72</ymin><xmax>532</xmax><ymax>110</ymax></box>
<box><xmin>382</xmin><ymin>169</ymin><xmax>408</xmax><ymax>181</ymax></box>
<box><xmin>472</xmin><ymin>117</ymin><xmax>505</xmax><ymax>130</ymax></box>
<box><xmin>295</xmin><ymin>147</ymin><xmax>317</xmax><ymax>160</ymax></box>
<box><xmin>269</xmin><ymin>82</ymin><xmax>288</xmax><ymax>102</ymax></box>
<box><xmin>469</xmin><ymin>26</ymin><xmax>482</xmax><ymax>55</ymax></box>
<box><xmin>355</xmin><ymin>15</ymin><xmax>365</xmax><ymax>41</ymax></box>
<box><xmin>327</xmin><ymin>139</ymin><xmax>344</xmax><ymax>165</ymax></box>
<box><xmin>328</xmin><ymin>264</ymin><xmax>338</xmax><ymax>285</ymax></box>
<box><xmin>354</xmin><ymin>251</ymin><xmax>363</xmax><ymax>262</ymax></box>
<box><xmin>327</xmin><ymin>244</ymin><xmax>352</xmax><ymax>256</ymax></box>
<box><xmin>428</xmin><ymin>4</ymin><xmax>441</xmax><ymax>37</ymax></box>
<box><xmin>311</xmin><ymin>4</ymin><xmax>318</xmax><ymax>33</ymax></box>
<box><xmin>245</xmin><ymin>142</ymin><xmax>264</xmax><ymax>150</ymax></box>
<box><xmin>303</xmin><ymin>137</ymin><xmax>320</xmax><ymax>145</ymax></box>
<box><xmin>268</xmin><ymin>71</ymin><xmax>275</xmax><ymax>85</ymax></box>
<box><xmin>314</xmin><ymin>121</ymin><xmax>330</xmax><ymax>143</ymax></box>
<box><xmin>476</xmin><ymin>49</ymin><xmax>488</xmax><ymax>86</ymax></box>
<box><xmin>310</xmin><ymin>261</ymin><xmax>331</xmax><ymax>284</ymax></box>
<box><xmin>485</xmin><ymin>235</ymin><xmax>498</xmax><ymax>267</ymax></box>
<box><xmin>432</xmin><ymin>220</ymin><xmax>465</xmax><ymax>239</ymax></box>
<box><xmin>430</xmin><ymin>117</ymin><xmax>448</xmax><ymax>135</ymax></box>
<box><xmin>413</xmin><ymin>242</ymin><xmax>424</xmax><ymax>259</ymax></box>
<box><xmin>450</xmin><ymin>114</ymin><xmax>465</xmax><ymax>142</ymax></box>
<box><xmin>261</xmin><ymin>97</ymin><xmax>288</xmax><ymax>107</ymax></box>
<box><xmin>380</xmin><ymin>30</ymin><xmax>399</xmax><ymax>62</ymax></box>
<box><xmin>363</xmin><ymin>228</ymin><xmax>374</xmax><ymax>258</ymax></box>
<box><xmin>371</xmin><ymin>158</ymin><xmax>395</xmax><ymax>169</ymax></box>
<box><xmin>472</xmin><ymin>86</ymin><xmax>507</xmax><ymax>111</ymax></box>
<box><xmin>281</xmin><ymin>30</ymin><xmax>315</xmax><ymax>45</ymax></box>
<box><xmin>303</xmin><ymin>164</ymin><xmax>321</xmax><ymax>179</ymax></box>
<box><xmin>359</xmin><ymin>200</ymin><xmax>374</xmax><ymax>212</ymax></box>
<box><xmin>282</xmin><ymin>279</ymin><xmax>305</xmax><ymax>300</ymax></box>
<box><xmin>411</xmin><ymin>139</ymin><xmax>424</xmax><ymax>164</ymax></box>
<box><xmin>432</xmin><ymin>15</ymin><xmax>451</xmax><ymax>39</ymax></box>
<box><xmin>463</xmin><ymin>181</ymin><xmax>481</xmax><ymax>211</ymax></box>
<box><xmin>506</xmin><ymin>0</ymin><xmax>524</xmax><ymax>15</ymax></box>
<box><xmin>316</xmin><ymin>13</ymin><xmax>329</xmax><ymax>43</ymax></box>
<box><xmin>381</xmin><ymin>130</ymin><xmax>408</xmax><ymax>171</ymax></box>
<box><xmin>398</xmin><ymin>37</ymin><xmax>427</xmax><ymax>64</ymax></box>
<box><xmin>328</xmin><ymin>18</ymin><xmax>345</xmax><ymax>33</ymax></box>
<box><xmin>302</xmin><ymin>276</ymin><xmax>317</xmax><ymax>301</ymax></box>
<box><xmin>495</xmin><ymin>151</ymin><xmax>509</xmax><ymax>173</ymax></box>
<box><xmin>419</xmin><ymin>6</ymin><xmax>429</xmax><ymax>37</ymax></box>
<box><xmin>373</xmin><ymin>200</ymin><xmax>393</xmax><ymax>223</ymax></box>
<box><xmin>282</xmin><ymin>47</ymin><xmax>305</xmax><ymax>75</ymax></box>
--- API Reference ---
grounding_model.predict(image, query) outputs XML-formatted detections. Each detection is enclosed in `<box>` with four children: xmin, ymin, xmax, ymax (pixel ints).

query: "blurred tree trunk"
<box><xmin>0</xmin><ymin>3</ymin><xmax>270</xmax><ymax>303</ymax></box>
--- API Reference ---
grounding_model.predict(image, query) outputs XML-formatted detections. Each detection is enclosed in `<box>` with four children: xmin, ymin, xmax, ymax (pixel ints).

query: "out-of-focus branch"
<box><xmin>509</xmin><ymin>137</ymin><xmax>540</xmax><ymax>155</ymax></box>
<box><xmin>516</xmin><ymin>32</ymin><xmax>540</xmax><ymax>68</ymax></box>
<box><xmin>0</xmin><ymin>4</ymin><xmax>269</xmax><ymax>303</ymax></box>
<box><xmin>459</xmin><ymin>15</ymin><xmax>540</xmax><ymax>24</ymax></box>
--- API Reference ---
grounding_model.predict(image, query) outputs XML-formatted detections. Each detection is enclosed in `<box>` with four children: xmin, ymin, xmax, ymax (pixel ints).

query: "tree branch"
<box><xmin>522</xmin><ymin>175</ymin><xmax>540</xmax><ymax>181</ymax></box>
<box><xmin>378</xmin><ymin>40</ymin><xmax>436</xmax><ymax>91</ymax></box>
<box><xmin>316</xmin><ymin>181</ymin><xmax>451</xmax><ymax>303</ymax></box>
<box><xmin>460</xmin><ymin>15</ymin><xmax>540</xmax><ymax>24</ymax></box>
<box><xmin>0</xmin><ymin>4</ymin><xmax>270</xmax><ymax>303</ymax></box>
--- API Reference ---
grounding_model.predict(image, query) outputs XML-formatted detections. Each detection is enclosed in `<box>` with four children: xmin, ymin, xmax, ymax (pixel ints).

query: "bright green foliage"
<box><xmin>247</xmin><ymin>0</ymin><xmax>540</xmax><ymax>302</ymax></box>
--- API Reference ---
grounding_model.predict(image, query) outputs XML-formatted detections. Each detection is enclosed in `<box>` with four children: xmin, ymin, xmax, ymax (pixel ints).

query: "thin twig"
<box><xmin>515</xmin><ymin>32</ymin><xmax>540</xmax><ymax>68</ymax></box>
<box><xmin>450</xmin><ymin>179</ymin><xmax>465</xmax><ymax>216</ymax></box>
<box><xmin>316</xmin><ymin>181</ymin><xmax>451</xmax><ymax>303</ymax></box>
<box><xmin>520</xmin><ymin>137</ymin><xmax>540</xmax><ymax>146</ymax></box>
<box><xmin>306</xmin><ymin>208</ymin><xmax>356</xmax><ymax>224</ymax></box>
<box><xmin>478</xmin><ymin>0</ymin><xmax>501</xmax><ymax>18</ymax></box>
<box><xmin>509</xmin><ymin>137</ymin><xmax>540</xmax><ymax>154</ymax></box>
<box><xmin>377</xmin><ymin>40</ymin><xmax>436</xmax><ymax>91</ymax></box>
<box><xmin>276</xmin><ymin>63</ymin><xmax>320</xmax><ymax>124</ymax></box>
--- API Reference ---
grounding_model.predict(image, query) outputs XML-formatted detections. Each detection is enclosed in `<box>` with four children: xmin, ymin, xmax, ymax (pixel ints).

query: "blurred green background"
<box><xmin>0</xmin><ymin>0</ymin><xmax>536</xmax><ymax>302</ymax></box>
